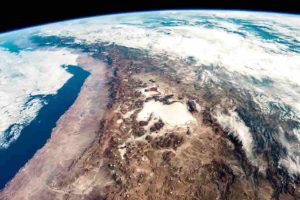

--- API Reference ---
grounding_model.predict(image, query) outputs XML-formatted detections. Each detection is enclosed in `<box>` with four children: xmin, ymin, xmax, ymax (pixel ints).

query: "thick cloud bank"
<box><xmin>0</xmin><ymin>48</ymin><xmax>78</xmax><ymax>148</ymax></box>
<box><xmin>27</xmin><ymin>11</ymin><xmax>300</xmax><ymax>175</ymax></box>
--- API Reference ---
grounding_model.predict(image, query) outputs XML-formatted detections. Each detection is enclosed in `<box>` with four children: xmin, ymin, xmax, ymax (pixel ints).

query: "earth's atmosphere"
<box><xmin>0</xmin><ymin>10</ymin><xmax>300</xmax><ymax>199</ymax></box>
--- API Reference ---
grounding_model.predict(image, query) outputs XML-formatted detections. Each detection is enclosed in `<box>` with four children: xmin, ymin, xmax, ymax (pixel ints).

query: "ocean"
<box><xmin>0</xmin><ymin>65</ymin><xmax>89</xmax><ymax>189</ymax></box>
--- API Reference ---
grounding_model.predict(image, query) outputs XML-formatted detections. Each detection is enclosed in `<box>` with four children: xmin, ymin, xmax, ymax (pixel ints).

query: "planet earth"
<box><xmin>0</xmin><ymin>10</ymin><xmax>300</xmax><ymax>199</ymax></box>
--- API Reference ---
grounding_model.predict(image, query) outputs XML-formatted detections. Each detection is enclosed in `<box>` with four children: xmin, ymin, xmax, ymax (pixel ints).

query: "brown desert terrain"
<box><xmin>1</xmin><ymin>46</ymin><xmax>300</xmax><ymax>200</ymax></box>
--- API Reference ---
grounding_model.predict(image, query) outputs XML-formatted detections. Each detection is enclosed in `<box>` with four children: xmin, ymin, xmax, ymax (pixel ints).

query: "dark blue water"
<box><xmin>0</xmin><ymin>65</ymin><xmax>89</xmax><ymax>189</ymax></box>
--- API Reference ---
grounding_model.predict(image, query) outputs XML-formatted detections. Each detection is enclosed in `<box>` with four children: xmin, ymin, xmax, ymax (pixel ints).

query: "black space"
<box><xmin>1</xmin><ymin>0</ymin><xmax>300</xmax><ymax>33</ymax></box>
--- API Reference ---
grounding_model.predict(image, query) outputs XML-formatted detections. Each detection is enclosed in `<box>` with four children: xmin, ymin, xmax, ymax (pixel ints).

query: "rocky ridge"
<box><xmin>1</xmin><ymin>42</ymin><xmax>300</xmax><ymax>199</ymax></box>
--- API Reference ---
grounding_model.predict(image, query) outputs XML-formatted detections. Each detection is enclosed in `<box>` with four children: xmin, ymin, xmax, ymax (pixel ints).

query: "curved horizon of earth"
<box><xmin>1</xmin><ymin>10</ymin><xmax>300</xmax><ymax>199</ymax></box>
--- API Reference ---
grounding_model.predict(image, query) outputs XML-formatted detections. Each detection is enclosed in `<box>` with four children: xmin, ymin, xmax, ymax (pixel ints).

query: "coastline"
<box><xmin>1</xmin><ymin>44</ymin><xmax>299</xmax><ymax>199</ymax></box>
<box><xmin>0</xmin><ymin>64</ymin><xmax>89</xmax><ymax>190</ymax></box>
<box><xmin>0</xmin><ymin>54</ymin><xmax>109</xmax><ymax>199</ymax></box>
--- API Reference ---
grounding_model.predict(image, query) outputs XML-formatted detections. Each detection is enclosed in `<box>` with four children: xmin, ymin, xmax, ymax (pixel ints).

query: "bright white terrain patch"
<box><xmin>137</xmin><ymin>100</ymin><xmax>196</xmax><ymax>128</ymax></box>
<box><xmin>38</xmin><ymin>11</ymin><xmax>300</xmax><ymax>175</ymax></box>
<box><xmin>0</xmin><ymin>10</ymin><xmax>299</xmax><ymax>178</ymax></box>
<box><xmin>0</xmin><ymin>48</ymin><xmax>78</xmax><ymax>148</ymax></box>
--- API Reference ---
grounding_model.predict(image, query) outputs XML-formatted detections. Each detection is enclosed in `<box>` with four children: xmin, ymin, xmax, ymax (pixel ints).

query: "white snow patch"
<box><xmin>123</xmin><ymin>109</ymin><xmax>136</xmax><ymax>118</ymax></box>
<box><xmin>137</xmin><ymin>100</ymin><xmax>196</xmax><ymax>127</ymax></box>
<box><xmin>118</xmin><ymin>146</ymin><xmax>127</xmax><ymax>160</ymax></box>
<box><xmin>139</xmin><ymin>86</ymin><xmax>160</xmax><ymax>98</ymax></box>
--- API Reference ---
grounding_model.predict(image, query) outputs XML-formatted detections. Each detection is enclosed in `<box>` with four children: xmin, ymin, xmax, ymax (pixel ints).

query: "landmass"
<box><xmin>0</xmin><ymin>54</ymin><xmax>109</xmax><ymax>199</ymax></box>
<box><xmin>1</xmin><ymin>44</ymin><xmax>300</xmax><ymax>200</ymax></box>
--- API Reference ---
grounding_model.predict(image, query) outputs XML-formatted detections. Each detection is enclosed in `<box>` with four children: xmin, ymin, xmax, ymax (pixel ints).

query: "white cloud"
<box><xmin>37</xmin><ymin>10</ymin><xmax>300</xmax><ymax>175</ymax></box>
<box><xmin>0</xmin><ymin>48</ymin><xmax>78</xmax><ymax>148</ymax></box>
<box><xmin>278</xmin><ymin>129</ymin><xmax>300</xmax><ymax>176</ymax></box>
<box><xmin>214</xmin><ymin>109</ymin><xmax>254</xmax><ymax>161</ymax></box>
<box><xmin>39</xmin><ymin>11</ymin><xmax>300</xmax><ymax>114</ymax></box>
